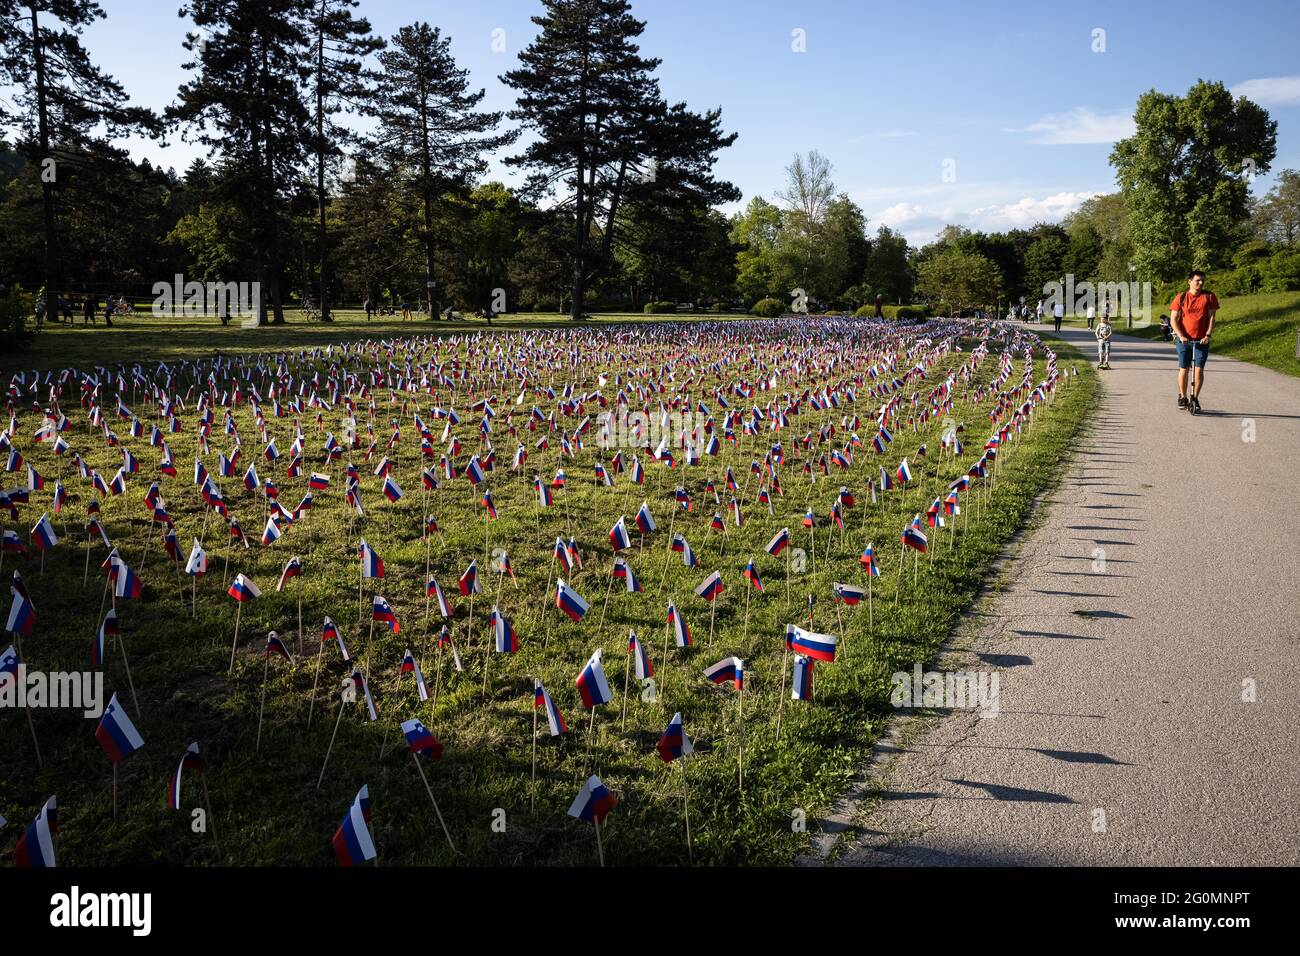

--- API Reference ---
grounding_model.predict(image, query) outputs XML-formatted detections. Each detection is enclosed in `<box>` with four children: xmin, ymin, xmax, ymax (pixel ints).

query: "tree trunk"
<box><xmin>600</xmin><ymin>155</ymin><xmax>629</xmax><ymax>268</ymax></box>
<box><xmin>569</xmin><ymin>29</ymin><xmax>591</xmax><ymax>322</ymax></box>
<box><xmin>316</xmin><ymin>5</ymin><xmax>328</xmax><ymax>322</ymax></box>
<box><xmin>30</xmin><ymin>5</ymin><xmax>59</xmax><ymax>327</ymax></box>
<box><xmin>418</xmin><ymin>74</ymin><xmax>438</xmax><ymax>320</ymax></box>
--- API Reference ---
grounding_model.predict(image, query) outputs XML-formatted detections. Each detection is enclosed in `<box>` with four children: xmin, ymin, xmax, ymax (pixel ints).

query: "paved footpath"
<box><xmin>807</xmin><ymin>324</ymin><xmax>1300</xmax><ymax>866</ymax></box>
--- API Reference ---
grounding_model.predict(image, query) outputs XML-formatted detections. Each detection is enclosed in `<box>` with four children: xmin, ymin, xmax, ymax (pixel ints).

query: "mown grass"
<box><xmin>1050</xmin><ymin>290</ymin><xmax>1300</xmax><ymax>378</ymax></box>
<box><xmin>0</xmin><ymin>320</ymin><xmax>1097</xmax><ymax>866</ymax></box>
<box><xmin>8</xmin><ymin>309</ymin><xmax>743</xmax><ymax>375</ymax></box>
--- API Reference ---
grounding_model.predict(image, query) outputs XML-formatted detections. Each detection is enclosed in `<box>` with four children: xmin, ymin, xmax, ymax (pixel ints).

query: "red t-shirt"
<box><xmin>1170</xmin><ymin>290</ymin><xmax>1219</xmax><ymax>340</ymax></box>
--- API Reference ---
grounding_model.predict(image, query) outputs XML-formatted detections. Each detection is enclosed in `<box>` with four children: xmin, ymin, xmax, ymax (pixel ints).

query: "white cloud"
<box><xmin>877</xmin><ymin>202</ymin><xmax>927</xmax><ymax>228</ymax></box>
<box><xmin>965</xmin><ymin>191</ymin><xmax>1102</xmax><ymax>230</ymax></box>
<box><xmin>869</xmin><ymin>190</ymin><xmax>1102</xmax><ymax>246</ymax></box>
<box><xmin>1231</xmin><ymin>76</ymin><xmax>1300</xmax><ymax>106</ymax></box>
<box><xmin>1007</xmin><ymin>107</ymin><xmax>1135</xmax><ymax>145</ymax></box>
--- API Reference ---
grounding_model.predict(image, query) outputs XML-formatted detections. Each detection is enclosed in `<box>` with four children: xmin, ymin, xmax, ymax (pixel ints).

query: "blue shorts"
<box><xmin>1176</xmin><ymin>338</ymin><xmax>1209</xmax><ymax>369</ymax></box>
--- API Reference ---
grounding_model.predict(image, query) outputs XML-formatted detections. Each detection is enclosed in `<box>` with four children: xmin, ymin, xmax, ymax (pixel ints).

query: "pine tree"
<box><xmin>171</xmin><ymin>0</ymin><xmax>314</xmax><ymax>324</ymax></box>
<box><xmin>0</xmin><ymin>1</ymin><xmax>158</xmax><ymax>323</ymax></box>
<box><xmin>502</xmin><ymin>0</ymin><xmax>736</xmax><ymax>320</ymax></box>
<box><xmin>306</xmin><ymin>0</ymin><xmax>382</xmax><ymax>322</ymax></box>
<box><xmin>371</xmin><ymin>22</ymin><xmax>515</xmax><ymax>319</ymax></box>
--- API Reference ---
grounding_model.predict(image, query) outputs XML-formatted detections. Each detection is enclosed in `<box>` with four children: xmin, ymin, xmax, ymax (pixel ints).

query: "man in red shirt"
<box><xmin>1169</xmin><ymin>270</ymin><xmax>1218</xmax><ymax>414</ymax></box>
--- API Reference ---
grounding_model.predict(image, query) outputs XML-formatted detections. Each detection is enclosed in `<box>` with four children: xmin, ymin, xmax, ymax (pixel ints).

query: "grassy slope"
<box><xmin>1050</xmin><ymin>291</ymin><xmax>1300</xmax><ymax>378</ymax></box>
<box><xmin>0</xmin><ymin>320</ymin><xmax>1097</xmax><ymax>866</ymax></box>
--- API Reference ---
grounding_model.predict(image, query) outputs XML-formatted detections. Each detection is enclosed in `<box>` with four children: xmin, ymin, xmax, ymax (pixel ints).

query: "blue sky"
<box><xmin>76</xmin><ymin>0</ymin><xmax>1300</xmax><ymax>245</ymax></box>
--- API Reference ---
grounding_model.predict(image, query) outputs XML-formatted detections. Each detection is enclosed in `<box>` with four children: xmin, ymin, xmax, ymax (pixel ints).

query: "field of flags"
<box><xmin>0</xmin><ymin>315</ymin><xmax>1091</xmax><ymax>866</ymax></box>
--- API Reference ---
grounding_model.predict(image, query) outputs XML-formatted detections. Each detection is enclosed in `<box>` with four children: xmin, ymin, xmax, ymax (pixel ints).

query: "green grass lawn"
<box><xmin>8</xmin><ymin>309</ymin><xmax>744</xmax><ymax>375</ymax></box>
<box><xmin>1049</xmin><ymin>290</ymin><xmax>1300</xmax><ymax>378</ymax></box>
<box><xmin>0</xmin><ymin>318</ymin><xmax>1097</xmax><ymax>866</ymax></box>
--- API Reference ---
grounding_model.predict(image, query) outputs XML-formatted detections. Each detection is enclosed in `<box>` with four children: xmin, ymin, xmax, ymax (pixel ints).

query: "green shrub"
<box><xmin>1219</xmin><ymin>265</ymin><xmax>1262</xmax><ymax>296</ymax></box>
<box><xmin>643</xmin><ymin>301</ymin><xmax>677</xmax><ymax>314</ymax></box>
<box><xmin>867</xmin><ymin>304</ymin><xmax>931</xmax><ymax>320</ymax></box>
<box><xmin>0</xmin><ymin>286</ymin><xmax>32</xmax><ymax>346</ymax></box>
<box><xmin>751</xmin><ymin>297</ymin><xmax>784</xmax><ymax>318</ymax></box>
<box><xmin>1261</xmin><ymin>252</ymin><xmax>1300</xmax><ymax>292</ymax></box>
<box><xmin>708</xmin><ymin>302</ymin><xmax>724</xmax><ymax>313</ymax></box>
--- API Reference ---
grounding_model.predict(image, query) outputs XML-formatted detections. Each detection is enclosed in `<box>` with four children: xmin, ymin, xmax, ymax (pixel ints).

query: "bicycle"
<box><xmin>299</xmin><ymin>298</ymin><xmax>321</xmax><ymax>323</ymax></box>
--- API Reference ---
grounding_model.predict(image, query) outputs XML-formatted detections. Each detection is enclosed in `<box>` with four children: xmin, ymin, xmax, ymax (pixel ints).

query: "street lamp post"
<box><xmin>1127</xmin><ymin>263</ymin><xmax>1135</xmax><ymax>329</ymax></box>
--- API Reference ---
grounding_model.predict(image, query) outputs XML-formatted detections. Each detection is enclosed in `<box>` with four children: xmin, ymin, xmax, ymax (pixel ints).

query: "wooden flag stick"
<box><xmin>365</xmin><ymin>616</ymin><xmax>375</xmax><ymax>682</ymax></box>
<box><xmin>707</xmin><ymin>597</ymin><xmax>716</xmax><ymax>649</ymax></box>
<box><xmin>657</xmin><ymin>507</ymin><xmax>676</xmax><ymax>594</ymax></box>
<box><xmin>316</xmin><ymin>693</ymin><xmax>346</xmax><ymax>790</ymax></box>
<box><xmin>297</xmin><ymin>574</ymin><xmax>304</xmax><ymax>659</ymax></box>
<box><xmin>737</xmin><ymin>683</ymin><xmax>745</xmax><ymax>794</ymax></box>
<box><xmin>680</xmin><ymin>758</ymin><xmax>693</xmax><ymax>864</ymax></box>
<box><xmin>596</xmin><ymin>569</ymin><xmax>616</xmax><ymax>643</ymax></box>
<box><xmin>113</xmin><ymin>763</ymin><xmax>118</xmax><ymax>820</ymax></box>
<box><xmin>411</xmin><ymin>751</ymin><xmax>457</xmax><ymax>853</ymax></box>
<box><xmin>83</xmin><ymin>533</ymin><xmax>91</xmax><ymax>587</ymax></box>
<box><xmin>201</xmin><ymin>773</ymin><xmax>222</xmax><ymax>859</ymax></box>
<box><xmin>785</xmin><ymin>546</ymin><xmax>791</xmax><ymax>609</ymax></box>
<box><xmin>119</xmin><ymin>634</ymin><xmax>141</xmax><ymax>718</ymax></box>
<box><xmin>742</xmin><ymin>579</ymin><xmax>752</xmax><ymax>648</ymax></box>
<box><xmin>308</xmin><ymin>636</ymin><xmax>324</xmax><ymax>728</ymax></box>
<box><xmin>834</xmin><ymin>594</ymin><xmax>847</xmax><ymax>655</ymax></box>
<box><xmin>776</xmin><ymin>638</ymin><xmax>789</xmax><ymax>741</ymax></box>
<box><xmin>255</xmin><ymin>650</ymin><xmax>269</xmax><ymax>753</ymax></box>
<box><xmin>660</xmin><ymin>617</ymin><xmax>672</xmax><ymax>702</ymax></box>
<box><xmin>227</xmin><ymin>601</ymin><xmax>242</xmax><ymax>675</ymax></box>
<box><xmin>581</xmin><ymin>706</ymin><xmax>598</xmax><ymax>778</ymax></box>
<box><xmin>432</xmin><ymin>638</ymin><xmax>444</xmax><ymax>710</ymax></box>
<box><xmin>25</xmin><ymin>699</ymin><xmax>42</xmax><ymax>767</ymax></box>
<box><xmin>868</xmin><ymin>572</ymin><xmax>874</xmax><ymax>633</ymax></box>
<box><xmin>620</xmin><ymin>643</ymin><xmax>632</xmax><ymax>731</ymax></box>
<box><xmin>895</xmin><ymin>544</ymin><xmax>905</xmax><ymax>606</ymax></box>
<box><xmin>531</xmin><ymin>684</ymin><xmax>539</xmax><ymax>814</ymax></box>
<box><xmin>594</xmin><ymin>815</ymin><xmax>605</xmax><ymax>868</ymax></box>
<box><xmin>139</xmin><ymin>517</ymin><xmax>154</xmax><ymax>572</ymax></box>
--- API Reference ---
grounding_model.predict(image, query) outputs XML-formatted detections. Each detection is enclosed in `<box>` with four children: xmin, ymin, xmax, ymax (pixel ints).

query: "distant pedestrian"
<box><xmin>82</xmin><ymin>295</ymin><xmax>96</xmax><ymax>326</ymax></box>
<box><xmin>874</xmin><ymin>294</ymin><xmax>883</xmax><ymax>319</ymax></box>
<box><xmin>1052</xmin><ymin>300</ymin><xmax>1063</xmax><ymax>332</ymax></box>
<box><xmin>1095</xmin><ymin>314</ymin><xmax>1113</xmax><ymax>368</ymax></box>
<box><xmin>103</xmin><ymin>295</ymin><xmax>115</xmax><ymax>328</ymax></box>
<box><xmin>1085</xmin><ymin>303</ymin><xmax>1096</xmax><ymax>330</ymax></box>
<box><xmin>1035</xmin><ymin>299</ymin><xmax>1044</xmax><ymax>324</ymax></box>
<box><xmin>402</xmin><ymin>299</ymin><xmax>411</xmax><ymax>321</ymax></box>
<box><xmin>364</xmin><ymin>297</ymin><xmax>373</xmax><ymax>322</ymax></box>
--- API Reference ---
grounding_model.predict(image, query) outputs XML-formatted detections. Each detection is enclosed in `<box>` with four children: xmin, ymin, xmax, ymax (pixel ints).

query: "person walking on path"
<box><xmin>1035</xmin><ymin>299</ymin><xmax>1044</xmax><ymax>324</ymax></box>
<box><xmin>1170</xmin><ymin>270</ymin><xmax>1218</xmax><ymax>414</ymax></box>
<box><xmin>1095</xmin><ymin>313</ymin><xmax>1113</xmax><ymax>368</ymax></box>
<box><xmin>1052</xmin><ymin>300</ymin><xmax>1064</xmax><ymax>332</ymax></box>
<box><xmin>82</xmin><ymin>295</ymin><xmax>96</xmax><ymax>326</ymax></box>
<box><xmin>1085</xmin><ymin>302</ymin><xmax>1096</xmax><ymax>330</ymax></box>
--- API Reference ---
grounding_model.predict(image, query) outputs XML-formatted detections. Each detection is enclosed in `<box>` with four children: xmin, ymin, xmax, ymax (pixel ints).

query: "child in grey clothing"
<box><xmin>1095</xmin><ymin>315</ymin><xmax>1114</xmax><ymax>368</ymax></box>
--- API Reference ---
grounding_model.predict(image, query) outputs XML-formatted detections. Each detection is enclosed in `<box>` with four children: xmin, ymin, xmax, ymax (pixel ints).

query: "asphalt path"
<box><xmin>806</xmin><ymin>324</ymin><xmax>1300</xmax><ymax>866</ymax></box>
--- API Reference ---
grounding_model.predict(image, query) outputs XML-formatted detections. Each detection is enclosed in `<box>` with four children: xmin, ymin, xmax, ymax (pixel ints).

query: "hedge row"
<box><xmin>853</xmin><ymin>303</ymin><xmax>931</xmax><ymax>320</ymax></box>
